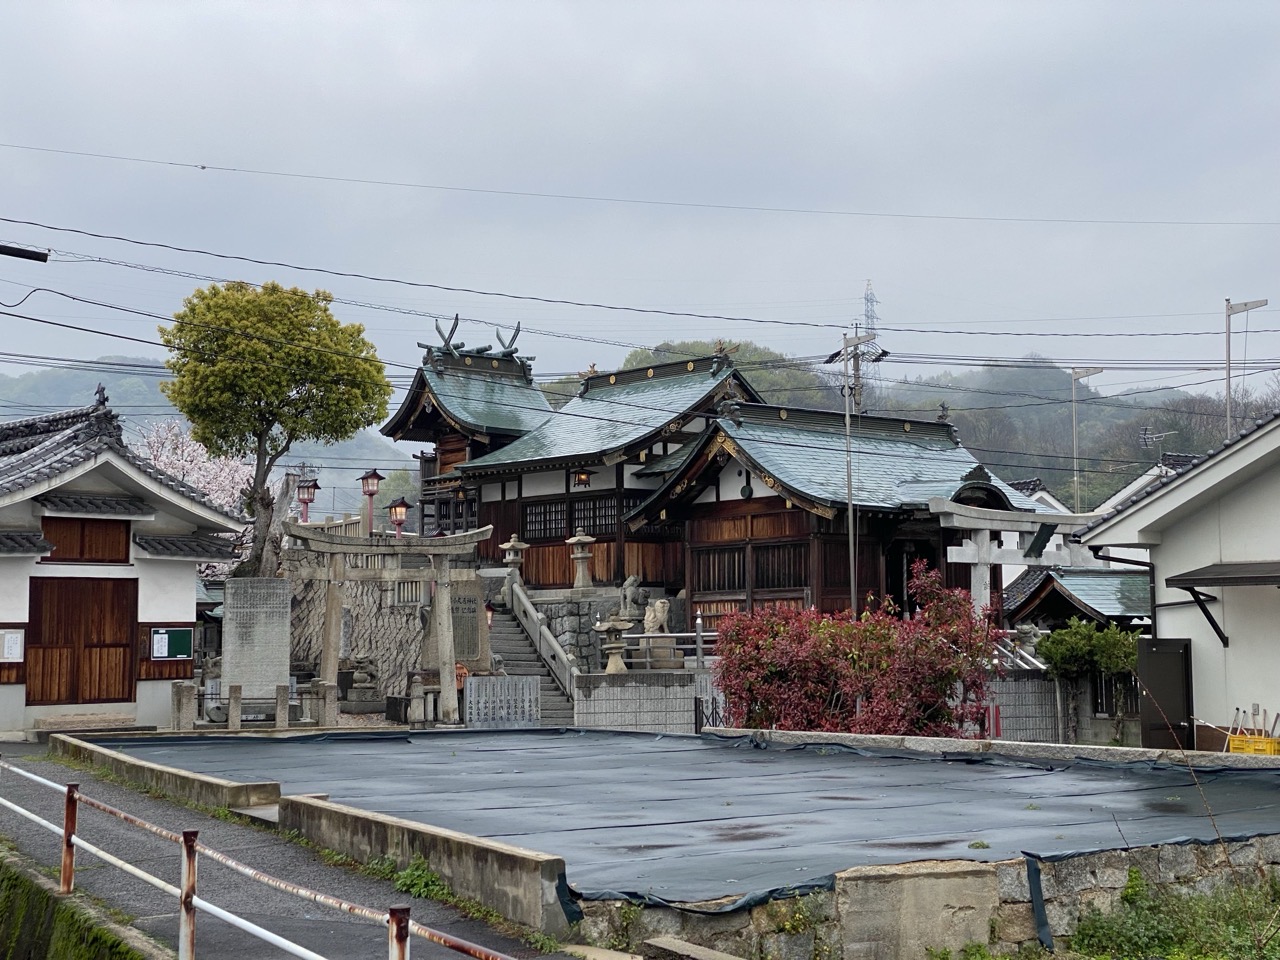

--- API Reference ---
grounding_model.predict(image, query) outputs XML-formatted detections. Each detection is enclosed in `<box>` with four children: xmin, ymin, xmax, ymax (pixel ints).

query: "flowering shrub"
<box><xmin>714</xmin><ymin>560</ymin><xmax>994</xmax><ymax>737</ymax></box>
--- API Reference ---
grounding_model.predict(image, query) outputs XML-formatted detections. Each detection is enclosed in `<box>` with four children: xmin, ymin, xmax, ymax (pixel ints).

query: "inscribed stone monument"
<box><xmin>222</xmin><ymin>578</ymin><xmax>292</xmax><ymax>701</ymax></box>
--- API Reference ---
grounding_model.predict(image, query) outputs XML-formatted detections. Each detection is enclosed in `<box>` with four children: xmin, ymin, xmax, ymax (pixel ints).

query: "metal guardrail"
<box><xmin>0</xmin><ymin>757</ymin><xmax>519</xmax><ymax>960</ymax></box>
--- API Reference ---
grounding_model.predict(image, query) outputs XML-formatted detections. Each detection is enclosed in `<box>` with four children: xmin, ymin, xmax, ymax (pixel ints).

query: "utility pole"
<box><xmin>1225</xmin><ymin>298</ymin><xmax>1268</xmax><ymax>439</ymax></box>
<box><xmin>1071</xmin><ymin>367</ymin><xmax>1103</xmax><ymax>513</ymax></box>
<box><xmin>831</xmin><ymin>330</ymin><xmax>878</xmax><ymax>615</ymax></box>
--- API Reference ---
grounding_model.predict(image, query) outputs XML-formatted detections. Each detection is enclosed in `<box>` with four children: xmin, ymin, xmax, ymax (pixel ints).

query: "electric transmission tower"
<box><xmin>863</xmin><ymin>279</ymin><xmax>879</xmax><ymax>336</ymax></box>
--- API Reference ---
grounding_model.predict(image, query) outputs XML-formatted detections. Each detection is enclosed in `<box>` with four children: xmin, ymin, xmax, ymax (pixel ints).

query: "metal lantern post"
<box><xmin>358</xmin><ymin>469</ymin><xmax>384</xmax><ymax>537</ymax></box>
<box><xmin>387</xmin><ymin>497</ymin><xmax>411</xmax><ymax>539</ymax></box>
<box><xmin>296</xmin><ymin>478</ymin><xmax>320</xmax><ymax>524</ymax></box>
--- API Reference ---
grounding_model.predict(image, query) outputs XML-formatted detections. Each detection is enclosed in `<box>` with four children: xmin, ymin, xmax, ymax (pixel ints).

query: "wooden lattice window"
<box><xmin>569</xmin><ymin>495</ymin><xmax>618</xmax><ymax>538</ymax></box>
<box><xmin>692</xmin><ymin>547</ymin><xmax>746</xmax><ymax>593</ymax></box>
<box><xmin>522</xmin><ymin>500</ymin><xmax>567</xmax><ymax>542</ymax></box>
<box><xmin>753</xmin><ymin>543</ymin><xmax>808</xmax><ymax>590</ymax></box>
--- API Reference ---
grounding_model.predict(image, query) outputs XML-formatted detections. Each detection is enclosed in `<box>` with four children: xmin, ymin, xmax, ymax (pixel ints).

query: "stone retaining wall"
<box><xmin>574</xmin><ymin>673</ymin><xmax>697</xmax><ymax>733</ymax></box>
<box><xmin>581</xmin><ymin>839</ymin><xmax>1280</xmax><ymax>958</ymax></box>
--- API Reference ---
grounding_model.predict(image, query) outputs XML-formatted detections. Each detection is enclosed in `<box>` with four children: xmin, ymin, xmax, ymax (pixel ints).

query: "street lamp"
<box><xmin>358</xmin><ymin>469</ymin><xmax>384</xmax><ymax>537</ymax></box>
<box><xmin>1225</xmin><ymin>298</ymin><xmax>1268</xmax><ymax>439</ymax></box>
<box><xmin>1071</xmin><ymin>367</ymin><xmax>1103</xmax><ymax>513</ymax></box>
<box><xmin>387</xmin><ymin>497</ymin><xmax>410</xmax><ymax>538</ymax></box>
<box><xmin>296</xmin><ymin>478</ymin><xmax>320</xmax><ymax>524</ymax></box>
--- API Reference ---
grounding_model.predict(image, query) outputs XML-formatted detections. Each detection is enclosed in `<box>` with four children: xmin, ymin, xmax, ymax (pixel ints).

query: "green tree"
<box><xmin>620</xmin><ymin>340</ymin><xmax>843</xmax><ymax>410</ymax></box>
<box><xmin>1038</xmin><ymin>616</ymin><xmax>1139</xmax><ymax>743</ymax></box>
<box><xmin>159</xmin><ymin>281</ymin><xmax>392</xmax><ymax>576</ymax></box>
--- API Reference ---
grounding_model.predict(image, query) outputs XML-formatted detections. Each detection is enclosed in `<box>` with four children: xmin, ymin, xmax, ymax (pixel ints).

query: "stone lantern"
<box><xmin>593</xmin><ymin>613</ymin><xmax>634</xmax><ymax>674</ymax></box>
<box><xmin>565</xmin><ymin>526</ymin><xmax>596</xmax><ymax>590</ymax></box>
<box><xmin>498</xmin><ymin>534</ymin><xmax>529</xmax><ymax>579</ymax></box>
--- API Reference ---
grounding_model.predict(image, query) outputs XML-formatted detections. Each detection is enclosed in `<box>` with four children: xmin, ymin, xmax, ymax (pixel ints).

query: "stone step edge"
<box><xmin>643</xmin><ymin>937</ymin><xmax>748</xmax><ymax>960</ymax></box>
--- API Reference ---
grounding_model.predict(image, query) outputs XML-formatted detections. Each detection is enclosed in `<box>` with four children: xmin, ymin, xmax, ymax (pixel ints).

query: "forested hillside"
<box><xmin>0</xmin><ymin>358</ymin><xmax>414</xmax><ymax>516</ymax></box>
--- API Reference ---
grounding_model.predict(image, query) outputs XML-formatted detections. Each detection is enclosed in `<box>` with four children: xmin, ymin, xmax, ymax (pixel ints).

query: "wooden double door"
<box><xmin>26</xmin><ymin>577</ymin><xmax>137</xmax><ymax>706</ymax></box>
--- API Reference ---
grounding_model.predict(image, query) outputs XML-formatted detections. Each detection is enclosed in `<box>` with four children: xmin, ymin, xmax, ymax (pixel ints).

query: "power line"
<box><xmin>0</xmin><ymin>217</ymin><xmax>848</xmax><ymax>329</ymax></box>
<box><xmin>6</xmin><ymin>141</ymin><xmax>1280</xmax><ymax>228</ymax></box>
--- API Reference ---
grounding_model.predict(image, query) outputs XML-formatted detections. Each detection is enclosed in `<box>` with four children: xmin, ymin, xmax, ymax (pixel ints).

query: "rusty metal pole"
<box><xmin>60</xmin><ymin>782</ymin><xmax>78</xmax><ymax>894</ymax></box>
<box><xmin>179</xmin><ymin>829</ymin><xmax>199</xmax><ymax>960</ymax></box>
<box><xmin>388</xmin><ymin>904</ymin><xmax>411</xmax><ymax>960</ymax></box>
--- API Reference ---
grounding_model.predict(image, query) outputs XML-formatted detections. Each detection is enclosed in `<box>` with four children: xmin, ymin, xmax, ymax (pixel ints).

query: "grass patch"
<box><xmin>1069</xmin><ymin>869</ymin><xmax>1280</xmax><ymax>960</ymax></box>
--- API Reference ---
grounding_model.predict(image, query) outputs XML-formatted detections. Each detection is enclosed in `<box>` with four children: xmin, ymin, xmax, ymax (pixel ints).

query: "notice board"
<box><xmin>150</xmin><ymin>627</ymin><xmax>194</xmax><ymax>660</ymax></box>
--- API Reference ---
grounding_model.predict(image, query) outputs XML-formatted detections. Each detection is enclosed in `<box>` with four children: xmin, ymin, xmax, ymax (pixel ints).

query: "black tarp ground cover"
<box><xmin>111</xmin><ymin>730</ymin><xmax>1280</xmax><ymax>907</ymax></box>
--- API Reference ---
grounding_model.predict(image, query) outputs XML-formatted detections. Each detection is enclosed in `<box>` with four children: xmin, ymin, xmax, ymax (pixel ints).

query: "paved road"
<box><xmin>0</xmin><ymin>741</ymin><xmax>547</xmax><ymax>960</ymax></box>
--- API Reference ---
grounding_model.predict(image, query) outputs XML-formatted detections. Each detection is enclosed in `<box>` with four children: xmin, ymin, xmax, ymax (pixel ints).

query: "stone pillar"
<box><xmin>171</xmin><ymin>681</ymin><xmax>196</xmax><ymax>731</ymax></box>
<box><xmin>433</xmin><ymin>556</ymin><xmax>460</xmax><ymax>725</ymax></box>
<box><xmin>319</xmin><ymin>681</ymin><xmax>339</xmax><ymax>727</ymax></box>
<box><xmin>408</xmin><ymin>676</ymin><xmax>426</xmax><ymax>730</ymax></box>
<box><xmin>321</xmin><ymin>553</ymin><xmax>346</xmax><ymax>685</ymax></box>
<box><xmin>565</xmin><ymin>527</ymin><xmax>596</xmax><ymax>590</ymax></box>
<box><xmin>274</xmin><ymin>684</ymin><xmax>291</xmax><ymax>730</ymax></box>
<box><xmin>227</xmin><ymin>684</ymin><xmax>242</xmax><ymax>732</ymax></box>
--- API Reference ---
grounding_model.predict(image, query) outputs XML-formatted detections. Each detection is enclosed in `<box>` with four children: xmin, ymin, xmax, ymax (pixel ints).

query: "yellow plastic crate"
<box><xmin>1228</xmin><ymin>734</ymin><xmax>1280</xmax><ymax>755</ymax></box>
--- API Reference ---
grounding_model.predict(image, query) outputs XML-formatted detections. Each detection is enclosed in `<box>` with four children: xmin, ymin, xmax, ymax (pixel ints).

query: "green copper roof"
<box><xmin>382</xmin><ymin>354</ymin><xmax>553</xmax><ymax>441</ymax></box>
<box><xmin>1050</xmin><ymin>569</ymin><xmax>1151</xmax><ymax>619</ymax></box>
<box><xmin>720</xmin><ymin>408</ymin><xmax>1044</xmax><ymax>512</ymax></box>
<box><xmin>459</xmin><ymin>358</ymin><xmax>748</xmax><ymax>474</ymax></box>
<box><xmin>422</xmin><ymin>365</ymin><xmax>553</xmax><ymax>435</ymax></box>
<box><xmin>632</xmin><ymin>443</ymin><xmax>700</xmax><ymax>478</ymax></box>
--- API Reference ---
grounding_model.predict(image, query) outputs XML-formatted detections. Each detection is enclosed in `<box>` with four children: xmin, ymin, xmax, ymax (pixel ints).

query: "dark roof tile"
<box><xmin>134</xmin><ymin>534</ymin><xmax>239</xmax><ymax>560</ymax></box>
<box><xmin>34</xmin><ymin>493</ymin><xmax>151</xmax><ymax>516</ymax></box>
<box><xmin>0</xmin><ymin>530</ymin><xmax>54</xmax><ymax>554</ymax></box>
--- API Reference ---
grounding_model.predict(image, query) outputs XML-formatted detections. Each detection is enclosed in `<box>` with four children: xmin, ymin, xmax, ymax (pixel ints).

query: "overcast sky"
<box><xmin>3</xmin><ymin>1</ymin><xmax>1279</xmax><ymax>418</ymax></box>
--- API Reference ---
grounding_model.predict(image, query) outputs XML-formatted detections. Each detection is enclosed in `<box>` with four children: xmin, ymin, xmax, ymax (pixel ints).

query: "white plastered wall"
<box><xmin>1151</xmin><ymin>484</ymin><xmax>1280</xmax><ymax>728</ymax></box>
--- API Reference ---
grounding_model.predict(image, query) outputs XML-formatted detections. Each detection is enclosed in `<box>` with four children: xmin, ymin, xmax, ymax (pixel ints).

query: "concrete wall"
<box><xmin>0</xmin><ymin>556</ymin><xmax>32</xmax><ymax>620</ymax></box>
<box><xmin>49</xmin><ymin>735</ymin><xmax>279</xmax><ymax>809</ymax></box>
<box><xmin>278</xmin><ymin>794</ymin><xmax>571</xmax><ymax>936</ymax></box>
<box><xmin>135</xmin><ymin>557</ymin><xmax>198</xmax><ymax>621</ymax></box>
<box><xmin>135</xmin><ymin>680</ymin><xmax>171</xmax><ymax>728</ymax></box>
<box><xmin>574</xmin><ymin>673</ymin><xmax>697</xmax><ymax>733</ymax></box>
<box><xmin>0</xmin><ymin>845</ymin><xmax>171</xmax><ymax>960</ymax></box>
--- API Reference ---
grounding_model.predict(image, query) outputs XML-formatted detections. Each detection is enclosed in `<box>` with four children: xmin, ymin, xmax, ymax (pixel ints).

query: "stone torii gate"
<box><xmin>928</xmin><ymin>499</ymin><xmax>1100</xmax><ymax>616</ymax></box>
<box><xmin>283</xmin><ymin>522</ymin><xmax>493</xmax><ymax>725</ymax></box>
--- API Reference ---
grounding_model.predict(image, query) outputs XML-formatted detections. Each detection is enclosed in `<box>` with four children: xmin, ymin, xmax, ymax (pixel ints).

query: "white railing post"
<box><xmin>179</xmin><ymin>829</ymin><xmax>198</xmax><ymax>960</ymax></box>
<box><xmin>695</xmin><ymin>611</ymin><xmax>705</xmax><ymax>669</ymax></box>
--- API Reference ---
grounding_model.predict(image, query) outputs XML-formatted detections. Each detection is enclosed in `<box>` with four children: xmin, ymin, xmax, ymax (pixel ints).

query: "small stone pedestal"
<box><xmin>593</xmin><ymin>615</ymin><xmax>634</xmax><ymax>674</ymax></box>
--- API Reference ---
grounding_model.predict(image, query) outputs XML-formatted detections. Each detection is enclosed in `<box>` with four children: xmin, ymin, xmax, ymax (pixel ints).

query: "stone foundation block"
<box><xmin>837</xmin><ymin>860</ymin><xmax>997</xmax><ymax>959</ymax></box>
<box><xmin>995</xmin><ymin>860</ymin><xmax>1029</xmax><ymax>902</ymax></box>
<box><xmin>992</xmin><ymin>902</ymin><xmax>1037</xmax><ymax>944</ymax></box>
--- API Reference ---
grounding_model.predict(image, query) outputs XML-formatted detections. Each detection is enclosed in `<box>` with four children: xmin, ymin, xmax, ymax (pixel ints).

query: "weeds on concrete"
<box><xmin>392</xmin><ymin>854</ymin><xmax>562</xmax><ymax>953</ymax></box>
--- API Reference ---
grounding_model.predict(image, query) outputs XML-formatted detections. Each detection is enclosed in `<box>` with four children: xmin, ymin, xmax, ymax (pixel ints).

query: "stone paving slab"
<box><xmin>0</xmin><ymin>742</ymin><xmax>553</xmax><ymax>960</ymax></box>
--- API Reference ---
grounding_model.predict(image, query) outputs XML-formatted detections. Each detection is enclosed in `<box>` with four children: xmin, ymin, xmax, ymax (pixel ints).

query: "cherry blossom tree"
<box><xmin>135</xmin><ymin>420</ymin><xmax>254</xmax><ymax>510</ymax></box>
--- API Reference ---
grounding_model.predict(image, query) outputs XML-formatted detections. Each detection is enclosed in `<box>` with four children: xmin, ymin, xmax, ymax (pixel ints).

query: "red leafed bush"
<box><xmin>713</xmin><ymin>560</ymin><xmax>994</xmax><ymax>737</ymax></box>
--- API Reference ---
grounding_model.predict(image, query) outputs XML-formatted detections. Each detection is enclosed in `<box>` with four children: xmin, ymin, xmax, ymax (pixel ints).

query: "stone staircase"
<box><xmin>488</xmin><ymin>607</ymin><xmax>575</xmax><ymax>727</ymax></box>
